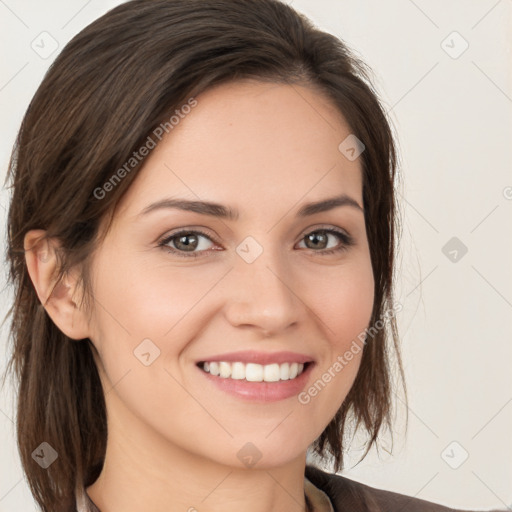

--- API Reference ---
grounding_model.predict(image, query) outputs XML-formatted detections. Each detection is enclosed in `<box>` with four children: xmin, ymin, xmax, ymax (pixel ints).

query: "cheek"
<box><xmin>293</xmin><ymin>254</ymin><xmax>374</xmax><ymax>426</ymax></box>
<box><xmin>85</xmin><ymin>253</ymin><xmax>210</xmax><ymax>441</ymax></box>
<box><xmin>87</xmin><ymin>251</ymin><xmax>222</xmax><ymax>399</ymax></box>
<box><xmin>327</xmin><ymin>265</ymin><xmax>374</xmax><ymax>348</ymax></box>
<box><xmin>304</xmin><ymin>252</ymin><xmax>375</xmax><ymax>349</ymax></box>
<box><xmin>89</xmin><ymin>247</ymin><xmax>219</xmax><ymax>344</ymax></box>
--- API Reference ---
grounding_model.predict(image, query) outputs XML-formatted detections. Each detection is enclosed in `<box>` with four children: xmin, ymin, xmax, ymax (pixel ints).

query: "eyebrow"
<box><xmin>138</xmin><ymin>194</ymin><xmax>363</xmax><ymax>220</ymax></box>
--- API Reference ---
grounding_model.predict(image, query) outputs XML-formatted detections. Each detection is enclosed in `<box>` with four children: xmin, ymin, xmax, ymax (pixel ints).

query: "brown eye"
<box><xmin>158</xmin><ymin>230</ymin><xmax>216</xmax><ymax>258</ymax></box>
<box><xmin>303</xmin><ymin>230</ymin><xmax>329</xmax><ymax>250</ymax></box>
<box><xmin>297</xmin><ymin>228</ymin><xmax>354</xmax><ymax>255</ymax></box>
<box><xmin>172</xmin><ymin>233</ymin><xmax>200</xmax><ymax>251</ymax></box>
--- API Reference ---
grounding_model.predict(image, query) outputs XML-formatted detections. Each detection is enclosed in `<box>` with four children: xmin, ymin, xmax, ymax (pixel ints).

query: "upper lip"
<box><xmin>196</xmin><ymin>350</ymin><xmax>315</xmax><ymax>366</ymax></box>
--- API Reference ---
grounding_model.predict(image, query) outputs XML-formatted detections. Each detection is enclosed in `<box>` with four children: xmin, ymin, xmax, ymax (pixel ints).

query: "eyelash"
<box><xmin>157</xmin><ymin>227</ymin><xmax>354</xmax><ymax>259</ymax></box>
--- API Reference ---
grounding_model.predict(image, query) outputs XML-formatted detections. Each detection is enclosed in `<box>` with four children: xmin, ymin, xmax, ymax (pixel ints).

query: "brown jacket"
<box><xmin>305</xmin><ymin>464</ymin><xmax>508</xmax><ymax>512</ymax></box>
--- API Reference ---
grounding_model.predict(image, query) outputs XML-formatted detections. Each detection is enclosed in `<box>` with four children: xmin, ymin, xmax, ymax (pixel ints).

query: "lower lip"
<box><xmin>197</xmin><ymin>362</ymin><xmax>315</xmax><ymax>402</ymax></box>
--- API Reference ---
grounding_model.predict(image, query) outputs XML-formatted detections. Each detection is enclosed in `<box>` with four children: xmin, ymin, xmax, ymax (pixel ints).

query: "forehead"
<box><xmin>116</xmin><ymin>80</ymin><xmax>363</xmax><ymax>221</ymax></box>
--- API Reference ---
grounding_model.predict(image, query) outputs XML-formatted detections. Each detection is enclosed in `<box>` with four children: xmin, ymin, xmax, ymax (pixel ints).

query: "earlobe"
<box><xmin>23</xmin><ymin>229</ymin><xmax>91</xmax><ymax>340</ymax></box>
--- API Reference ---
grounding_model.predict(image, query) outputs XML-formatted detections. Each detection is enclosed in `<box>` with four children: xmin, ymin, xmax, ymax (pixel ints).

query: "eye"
<box><xmin>296</xmin><ymin>227</ymin><xmax>354</xmax><ymax>255</ymax></box>
<box><xmin>157</xmin><ymin>226</ymin><xmax>355</xmax><ymax>259</ymax></box>
<box><xmin>158</xmin><ymin>229</ymin><xmax>217</xmax><ymax>258</ymax></box>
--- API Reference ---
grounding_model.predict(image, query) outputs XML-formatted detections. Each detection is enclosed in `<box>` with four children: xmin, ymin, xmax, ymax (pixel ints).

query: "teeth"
<box><xmin>219</xmin><ymin>361</ymin><xmax>231</xmax><ymax>378</ymax></box>
<box><xmin>200</xmin><ymin>361</ymin><xmax>306</xmax><ymax>381</ymax></box>
<box><xmin>231</xmin><ymin>362</ymin><xmax>245</xmax><ymax>380</ymax></box>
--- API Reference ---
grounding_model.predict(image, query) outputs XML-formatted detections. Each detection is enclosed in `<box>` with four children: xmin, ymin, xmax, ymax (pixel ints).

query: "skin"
<box><xmin>24</xmin><ymin>80</ymin><xmax>374</xmax><ymax>512</ymax></box>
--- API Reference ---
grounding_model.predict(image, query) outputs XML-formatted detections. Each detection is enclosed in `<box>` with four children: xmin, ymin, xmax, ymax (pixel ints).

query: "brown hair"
<box><xmin>2</xmin><ymin>0</ymin><xmax>407</xmax><ymax>510</ymax></box>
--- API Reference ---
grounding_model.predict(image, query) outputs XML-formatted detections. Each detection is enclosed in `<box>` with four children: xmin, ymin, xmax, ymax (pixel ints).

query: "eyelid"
<box><xmin>298</xmin><ymin>223</ymin><xmax>351</xmax><ymax>239</ymax></box>
<box><xmin>157</xmin><ymin>227</ymin><xmax>219</xmax><ymax>254</ymax></box>
<box><xmin>159</xmin><ymin>224</ymin><xmax>352</xmax><ymax>241</ymax></box>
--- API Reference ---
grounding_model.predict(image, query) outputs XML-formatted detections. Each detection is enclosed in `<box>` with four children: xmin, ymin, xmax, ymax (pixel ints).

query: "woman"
<box><xmin>2</xmin><ymin>1</ymin><xmax>505</xmax><ymax>511</ymax></box>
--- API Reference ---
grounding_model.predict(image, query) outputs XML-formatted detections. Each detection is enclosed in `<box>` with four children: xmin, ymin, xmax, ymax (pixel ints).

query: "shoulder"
<box><xmin>305</xmin><ymin>464</ymin><xmax>505</xmax><ymax>512</ymax></box>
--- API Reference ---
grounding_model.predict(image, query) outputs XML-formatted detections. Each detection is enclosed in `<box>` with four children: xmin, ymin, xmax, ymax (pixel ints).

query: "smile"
<box><xmin>199</xmin><ymin>361</ymin><xmax>309</xmax><ymax>382</ymax></box>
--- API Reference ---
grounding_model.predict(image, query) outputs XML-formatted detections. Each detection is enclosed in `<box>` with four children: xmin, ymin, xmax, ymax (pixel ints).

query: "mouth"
<box><xmin>196</xmin><ymin>360</ymin><xmax>314</xmax><ymax>382</ymax></box>
<box><xmin>195</xmin><ymin>359</ymin><xmax>315</xmax><ymax>402</ymax></box>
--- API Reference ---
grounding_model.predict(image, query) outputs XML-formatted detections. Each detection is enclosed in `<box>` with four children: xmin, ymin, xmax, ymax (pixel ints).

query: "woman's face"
<box><xmin>85</xmin><ymin>80</ymin><xmax>374</xmax><ymax>469</ymax></box>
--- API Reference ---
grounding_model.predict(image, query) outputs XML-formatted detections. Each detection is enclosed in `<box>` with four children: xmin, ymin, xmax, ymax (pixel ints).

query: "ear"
<box><xmin>24</xmin><ymin>229</ymin><xmax>91</xmax><ymax>340</ymax></box>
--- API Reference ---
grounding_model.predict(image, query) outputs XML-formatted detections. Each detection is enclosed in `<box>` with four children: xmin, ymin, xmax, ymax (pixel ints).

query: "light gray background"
<box><xmin>1</xmin><ymin>1</ymin><xmax>511</xmax><ymax>510</ymax></box>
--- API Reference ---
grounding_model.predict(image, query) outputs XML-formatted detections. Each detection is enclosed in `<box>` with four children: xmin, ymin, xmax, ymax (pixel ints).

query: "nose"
<box><xmin>222</xmin><ymin>244</ymin><xmax>302</xmax><ymax>336</ymax></box>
